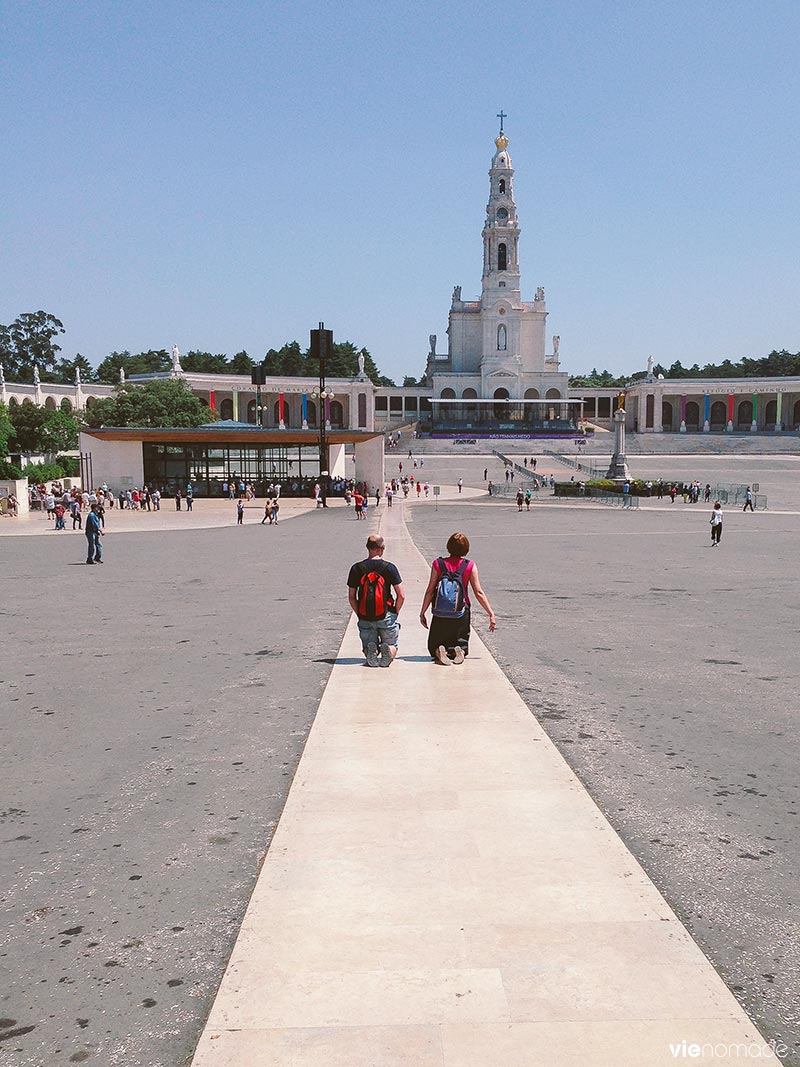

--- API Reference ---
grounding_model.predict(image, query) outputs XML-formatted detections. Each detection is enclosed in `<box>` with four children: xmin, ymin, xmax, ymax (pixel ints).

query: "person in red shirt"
<box><xmin>353</xmin><ymin>490</ymin><xmax>364</xmax><ymax>519</ymax></box>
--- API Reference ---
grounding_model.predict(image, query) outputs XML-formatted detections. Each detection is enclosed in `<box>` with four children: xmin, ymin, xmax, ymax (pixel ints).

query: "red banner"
<box><xmin>279</xmin><ymin>393</ymin><xmax>285</xmax><ymax>422</ymax></box>
<box><xmin>209</xmin><ymin>390</ymin><xmax>216</xmax><ymax>412</ymax></box>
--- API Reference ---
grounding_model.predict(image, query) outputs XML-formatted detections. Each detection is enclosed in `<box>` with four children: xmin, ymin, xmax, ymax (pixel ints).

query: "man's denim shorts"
<box><xmin>357</xmin><ymin>611</ymin><xmax>400</xmax><ymax>651</ymax></box>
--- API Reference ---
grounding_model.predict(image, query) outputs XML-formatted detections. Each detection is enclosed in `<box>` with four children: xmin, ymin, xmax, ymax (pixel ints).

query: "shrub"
<box><xmin>56</xmin><ymin>454</ymin><xmax>79</xmax><ymax>476</ymax></box>
<box><xmin>0</xmin><ymin>459</ymin><xmax>23</xmax><ymax>479</ymax></box>
<box><xmin>23</xmin><ymin>460</ymin><xmax>66</xmax><ymax>483</ymax></box>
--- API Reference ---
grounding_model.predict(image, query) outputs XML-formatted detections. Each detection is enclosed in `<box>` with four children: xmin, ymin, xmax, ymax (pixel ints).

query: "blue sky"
<box><xmin>2</xmin><ymin>0</ymin><xmax>799</xmax><ymax>382</ymax></box>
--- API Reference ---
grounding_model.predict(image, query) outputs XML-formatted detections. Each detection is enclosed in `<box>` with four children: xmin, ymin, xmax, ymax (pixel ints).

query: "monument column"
<box><xmin>606</xmin><ymin>395</ymin><xmax>631</xmax><ymax>480</ymax></box>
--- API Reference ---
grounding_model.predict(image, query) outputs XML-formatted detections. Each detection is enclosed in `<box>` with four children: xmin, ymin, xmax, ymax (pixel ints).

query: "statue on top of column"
<box><xmin>552</xmin><ymin>335</ymin><xmax>560</xmax><ymax>356</ymax></box>
<box><xmin>429</xmin><ymin>334</ymin><xmax>437</xmax><ymax>357</ymax></box>
<box><xmin>171</xmin><ymin>344</ymin><xmax>182</xmax><ymax>374</ymax></box>
<box><xmin>616</xmin><ymin>391</ymin><xmax>627</xmax><ymax>412</ymax></box>
<box><xmin>452</xmin><ymin>285</ymin><xmax>461</xmax><ymax>303</ymax></box>
<box><xmin>647</xmin><ymin>355</ymin><xmax>654</xmax><ymax>376</ymax></box>
<box><xmin>119</xmin><ymin>366</ymin><xmax>126</xmax><ymax>384</ymax></box>
<box><xmin>535</xmin><ymin>287</ymin><xmax>545</xmax><ymax>302</ymax></box>
<box><xmin>357</xmin><ymin>352</ymin><xmax>366</xmax><ymax>378</ymax></box>
<box><xmin>74</xmin><ymin>365</ymin><xmax>81</xmax><ymax>386</ymax></box>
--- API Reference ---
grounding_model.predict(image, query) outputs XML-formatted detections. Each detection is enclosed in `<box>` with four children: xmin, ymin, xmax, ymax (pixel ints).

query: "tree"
<box><xmin>83</xmin><ymin>379</ymin><xmax>213</xmax><ymax>429</ymax></box>
<box><xmin>48</xmin><ymin>353</ymin><xmax>96</xmax><ymax>384</ymax></box>
<box><xmin>95</xmin><ymin>349</ymin><xmax>171</xmax><ymax>383</ymax></box>
<box><xmin>9</xmin><ymin>405</ymin><xmax>80</xmax><ymax>454</ymax></box>
<box><xmin>0</xmin><ymin>401</ymin><xmax>13</xmax><ymax>458</ymax></box>
<box><xmin>0</xmin><ymin>311</ymin><xmax>66</xmax><ymax>382</ymax></box>
<box><xmin>181</xmin><ymin>350</ymin><xmax>230</xmax><ymax>373</ymax></box>
<box><xmin>229</xmin><ymin>350</ymin><xmax>254</xmax><ymax>375</ymax></box>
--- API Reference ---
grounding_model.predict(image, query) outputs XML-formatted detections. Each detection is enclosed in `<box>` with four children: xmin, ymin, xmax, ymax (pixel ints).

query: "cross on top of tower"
<box><xmin>497</xmin><ymin>110</ymin><xmax>507</xmax><ymax>132</ymax></box>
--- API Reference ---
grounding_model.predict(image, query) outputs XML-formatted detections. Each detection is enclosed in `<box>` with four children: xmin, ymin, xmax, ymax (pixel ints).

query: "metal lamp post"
<box><xmin>310</xmin><ymin>322</ymin><xmax>334</xmax><ymax>509</ymax></box>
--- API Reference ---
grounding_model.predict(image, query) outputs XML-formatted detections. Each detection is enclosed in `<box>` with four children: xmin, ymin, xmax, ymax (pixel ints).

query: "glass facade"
<box><xmin>143</xmin><ymin>443</ymin><xmax>324</xmax><ymax>496</ymax></box>
<box><xmin>424</xmin><ymin>400</ymin><xmax>582</xmax><ymax>436</ymax></box>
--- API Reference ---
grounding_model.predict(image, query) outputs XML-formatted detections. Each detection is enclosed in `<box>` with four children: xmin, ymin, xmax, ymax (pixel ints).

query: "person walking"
<box><xmin>457</xmin><ymin>478</ymin><xmax>463</xmax><ymax>494</ymax></box>
<box><xmin>85</xmin><ymin>504</ymin><xmax>104</xmax><ymax>564</ymax></box>
<box><xmin>347</xmin><ymin>534</ymin><xmax>405</xmax><ymax>668</ymax></box>
<box><xmin>270</xmin><ymin>497</ymin><xmax>280</xmax><ymax>524</ymax></box>
<box><xmin>354</xmin><ymin>490</ymin><xmax>364</xmax><ymax>520</ymax></box>
<box><xmin>261</xmin><ymin>500</ymin><xmax>270</xmax><ymax>525</ymax></box>
<box><xmin>236</xmin><ymin>499</ymin><xmax>244</xmax><ymax>525</ymax></box>
<box><xmin>743</xmin><ymin>486</ymin><xmax>755</xmax><ymax>512</ymax></box>
<box><xmin>175</xmin><ymin>488</ymin><xmax>182</xmax><ymax>511</ymax></box>
<box><xmin>70</xmin><ymin>498</ymin><xmax>82</xmax><ymax>529</ymax></box>
<box><xmin>487</xmin><ymin>480</ymin><xmax>493</xmax><ymax>497</ymax></box>
<box><xmin>525</xmin><ymin>488</ymin><xmax>532</xmax><ymax>511</ymax></box>
<box><xmin>516</xmin><ymin>488</ymin><xmax>524</xmax><ymax>511</ymax></box>
<box><xmin>710</xmin><ymin>501</ymin><xmax>723</xmax><ymax>546</ymax></box>
<box><xmin>419</xmin><ymin>532</ymin><xmax>496</xmax><ymax>665</ymax></box>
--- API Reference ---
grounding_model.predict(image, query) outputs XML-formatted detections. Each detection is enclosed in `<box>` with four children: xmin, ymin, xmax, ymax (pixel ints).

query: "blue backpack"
<box><xmin>432</xmin><ymin>557</ymin><xmax>469</xmax><ymax>618</ymax></box>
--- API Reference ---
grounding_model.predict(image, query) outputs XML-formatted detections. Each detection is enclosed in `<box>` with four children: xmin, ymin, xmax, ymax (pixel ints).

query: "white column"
<box><xmin>328</xmin><ymin>442</ymin><xmax>346</xmax><ymax>478</ymax></box>
<box><xmin>354</xmin><ymin>435</ymin><xmax>384</xmax><ymax>494</ymax></box>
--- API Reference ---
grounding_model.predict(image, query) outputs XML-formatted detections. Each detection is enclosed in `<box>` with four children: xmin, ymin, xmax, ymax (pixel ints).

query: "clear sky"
<box><xmin>3</xmin><ymin>0</ymin><xmax>799</xmax><ymax>382</ymax></box>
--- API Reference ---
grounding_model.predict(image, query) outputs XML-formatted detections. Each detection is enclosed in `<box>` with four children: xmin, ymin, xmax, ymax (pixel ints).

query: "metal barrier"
<box><xmin>543</xmin><ymin>447</ymin><xmax>605</xmax><ymax>480</ymax></box>
<box><xmin>588</xmin><ymin>489</ymin><xmax>639</xmax><ymax>509</ymax></box>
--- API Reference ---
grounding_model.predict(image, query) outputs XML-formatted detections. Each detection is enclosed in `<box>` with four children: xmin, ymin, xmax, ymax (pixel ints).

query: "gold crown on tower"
<box><xmin>495</xmin><ymin>132</ymin><xmax>509</xmax><ymax>150</ymax></box>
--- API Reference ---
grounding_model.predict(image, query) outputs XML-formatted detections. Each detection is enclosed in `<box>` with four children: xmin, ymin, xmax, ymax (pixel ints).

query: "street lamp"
<box><xmin>310</xmin><ymin>322</ymin><xmax>334</xmax><ymax>508</ymax></box>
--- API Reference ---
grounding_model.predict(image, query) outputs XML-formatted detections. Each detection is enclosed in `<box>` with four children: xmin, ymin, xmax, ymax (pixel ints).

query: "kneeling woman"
<box><xmin>419</xmin><ymin>532</ymin><xmax>496</xmax><ymax>665</ymax></box>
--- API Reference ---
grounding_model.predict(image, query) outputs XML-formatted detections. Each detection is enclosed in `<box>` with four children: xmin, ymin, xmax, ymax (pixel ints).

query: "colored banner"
<box><xmin>727</xmin><ymin>394</ymin><xmax>735</xmax><ymax>425</ymax></box>
<box><xmin>209</xmin><ymin>390</ymin><xmax>216</xmax><ymax>413</ymax></box>
<box><xmin>704</xmin><ymin>394</ymin><xmax>711</xmax><ymax>423</ymax></box>
<box><xmin>776</xmin><ymin>392</ymin><xmax>783</xmax><ymax>427</ymax></box>
<box><xmin>278</xmin><ymin>393</ymin><xmax>285</xmax><ymax>423</ymax></box>
<box><xmin>301</xmin><ymin>394</ymin><xmax>308</xmax><ymax>423</ymax></box>
<box><xmin>324</xmin><ymin>397</ymin><xmax>331</xmax><ymax>425</ymax></box>
<box><xmin>752</xmin><ymin>393</ymin><xmax>758</xmax><ymax>424</ymax></box>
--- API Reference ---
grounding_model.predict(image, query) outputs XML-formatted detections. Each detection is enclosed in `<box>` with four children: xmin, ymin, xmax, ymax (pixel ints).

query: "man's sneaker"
<box><xmin>366</xmin><ymin>644</ymin><xmax>380</xmax><ymax>668</ymax></box>
<box><xmin>451</xmin><ymin>646</ymin><xmax>465</xmax><ymax>664</ymax></box>
<box><xmin>380</xmin><ymin>644</ymin><xmax>393</xmax><ymax>667</ymax></box>
<box><xmin>436</xmin><ymin>645</ymin><xmax>452</xmax><ymax>666</ymax></box>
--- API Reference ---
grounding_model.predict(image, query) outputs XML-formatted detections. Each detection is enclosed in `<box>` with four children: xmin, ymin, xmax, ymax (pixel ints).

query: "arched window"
<box><xmin>45</xmin><ymin>396</ymin><xmax>56</xmax><ymax>410</ymax></box>
<box><xmin>8</xmin><ymin>397</ymin><xmax>18</xmax><ymax>409</ymax></box>
<box><xmin>247</xmin><ymin>399</ymin><xmax>257</xmax><ymax>424</ymax></box>
<box><xmin>493</xmin><ymin>387</ymin><xmax>510</xmax><ymax>420</ymax></box>
<box><xmin>499</xmin><ymin>179</ymin><xmax>506</xmax><ymax>194</ymax></box>
<box><xmin>273</xmin><ymin>400</ymin><xmax>290</xmax><ymax>427</ymax></box>
<box><xmin>305</xmin><ymin>399</ymin><xmax>317</xmax><ymax>428</ymax></box>
<box><xmin>497</xmin><ymin>324</ymin><xmax>507</xmax><ymax>351</ymax></box>
<box><xmin>329</xmin><ymin>400</ymin><xmax>344</xmax><ymax>428</ymax></box>
<box><xmin>60</xmin><ymin>397</ymin><xmax>73</xmax><ymax>413</ymax></box>
<box><xmin>441</xmin><ymin>388</ymin><xmax>456</xmax><ymax>399</ymax></box>
<box><xmin>220</xmin><ymin>398</ymin><xmax>233</xmax><ymax>420</ymax></box>
<box><xmin>498</xmin><ymin>243</ymin><xmax>507</xmax><ymax>271</ymax></box>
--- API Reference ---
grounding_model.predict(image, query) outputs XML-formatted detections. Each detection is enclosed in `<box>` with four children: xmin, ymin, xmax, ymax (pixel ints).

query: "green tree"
<box><xmin>229</xmin><ymin>350</ymin><xmax>254</xmax><ymax>375</ymax></box>
<box><xmin>9</xmin><ymin>405</ymin><xmax>80</xmax><ymax>454</ymax></box>
<box><xmin>48</xmin><ymin>353</ymin><xmax>96</xmax><ymax>384</ymax></box>
<box><xmin>0</xmin><ymin>311</ymin><xmax>66</xmax><ymax>382</ymax></box>
<box><xmin>181</xmin><ymin>350</ymin><xmax>230</xmax><ymax>373</ymax></box>
<box><xmin>95</xmin><ymin>348</ymin><xmax>171</xmax><ymax>383</ymax></box>
<box><xmin>84</xmin><ymin>379</ymin><xmax>213</xmax><ymax>429</ymax></box>
<box><xmin>0</xmin><ymin>401</ymin><xmax>14</xmax><ymax>458</ymax></box>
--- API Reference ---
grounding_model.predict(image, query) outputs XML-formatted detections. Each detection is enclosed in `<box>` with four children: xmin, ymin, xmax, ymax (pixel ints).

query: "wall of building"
<box><xmin>79</xmin><ymin>434</ymin><xmax>144</xmax><ymax>489</ymax></box>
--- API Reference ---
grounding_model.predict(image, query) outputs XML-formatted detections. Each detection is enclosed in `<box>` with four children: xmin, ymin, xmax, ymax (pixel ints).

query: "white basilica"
<box><xmin>425</xmin><ymin>124</ymin><xmax>571</xmax><ymax>431</ymax></box>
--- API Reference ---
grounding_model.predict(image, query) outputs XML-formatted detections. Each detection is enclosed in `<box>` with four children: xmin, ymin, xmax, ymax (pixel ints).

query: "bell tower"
<box><xmin>482</xmin><ymin>116</ymin><xmax>520</xmax><ymax>298</ymax></box>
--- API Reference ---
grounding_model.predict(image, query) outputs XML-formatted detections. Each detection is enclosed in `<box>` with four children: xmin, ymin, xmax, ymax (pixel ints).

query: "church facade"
<box><xmin>424</xmin><ymin>126</ymin><xmax>576</xmax><ymax>435</ymax></box>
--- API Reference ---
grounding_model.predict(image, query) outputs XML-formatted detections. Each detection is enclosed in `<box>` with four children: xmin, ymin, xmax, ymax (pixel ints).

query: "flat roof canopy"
<box><xmin>82</xmin><ymin>426</ymin><xmax>383</xmax><ymax>446</ymax></box>
<box><xmin>429</xmin><ymin>398</ymin><xmax>583</xmax><ymax>404</ymax></box>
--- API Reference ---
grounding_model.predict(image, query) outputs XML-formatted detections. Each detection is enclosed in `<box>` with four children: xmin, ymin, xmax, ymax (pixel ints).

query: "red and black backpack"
<box><xmin>356</xmin><ymin>561</ymin><xmax>393</xmax><ymax>620</ymax></box>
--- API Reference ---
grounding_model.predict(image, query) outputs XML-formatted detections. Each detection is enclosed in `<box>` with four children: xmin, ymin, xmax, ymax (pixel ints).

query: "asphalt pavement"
<box><xmin>0</xmin><ymin>504</ymin><xmax>378</xmax><ymax>1067</ymax></box>
<box><xmin>407</xmin><ymin>494</ymin><xmax>800</xmax><ymax>1065</ymax></box>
